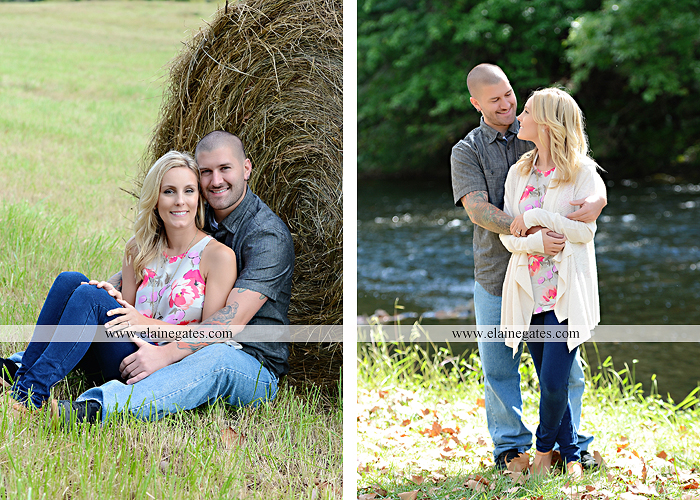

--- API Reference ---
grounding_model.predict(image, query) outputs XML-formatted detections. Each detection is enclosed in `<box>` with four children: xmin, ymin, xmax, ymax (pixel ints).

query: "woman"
<box><xmin>1</xmin><ymin>150</ymin><xmax>237</xmax><ymax>414</ymax></box>
<box><xmin>499</xmin><ymin>88</ymin><xmax>604</xmax><ymax>478</ymax></box>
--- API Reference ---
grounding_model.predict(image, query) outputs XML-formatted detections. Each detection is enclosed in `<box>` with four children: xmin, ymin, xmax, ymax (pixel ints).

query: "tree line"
<box><xmin>358</xmin><ymin>0</ymin><xmax>700</xmax><ymax>180</ymax></box>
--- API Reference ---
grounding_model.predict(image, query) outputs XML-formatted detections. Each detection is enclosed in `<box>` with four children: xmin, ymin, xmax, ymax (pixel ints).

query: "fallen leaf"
<box><xmin>594</xmin><ymin>450</ymin><xmax>606</xmax><ymax>468</ymax></box>
<box><xmin>506</xmin><ymin>452</ymin><xmax>530</xmax><ymax>473</ymax></box>
<box><xmin>411</xmin><ymin>475</ymin><xmax>424</xmax><ymax>485</ymax></box>
<box><xmin>378</xmin><ymin>390</ymin><xmax>389</xmax><ymax>399</ymax></box>
<box><xmin>629</xmin><ymin>481</ymin><xmax>658</xmax><ymax>496</ymax></box>
<box><xmin>464</xmin><ymin>479</ymin><xmax>486</xmax><ymax>492</ymax></box>
<box><xmin>682</xmin><ymin>495</ymin><xmax>700</xmax><ymax>500</ymax></box>
<box><xmin>221</xmin><ymin>426</ymin><xmax>246</xmax><ymax>449</ymax></box>
<box><xmin>617</xmin><ymin>435</ymin><xmax>630</xmax><ymax>451</ymax></box>
<box><xmin>684</xmin><ymin>481</ymin><xmax>700</xmax><ymax>491</ymax></box>
<box><xmin>371</xmin><ymin>485</ymin><xmax>388</xmax><ymax>496</ymax></box>
<box><xmin>358</xmin><ymin>494</ymin><xmax>377</xmax><ymax>500</ymax></box>
<box><xmin>401</xmin><ymin>419</ymin><xmax>411</xmax><ymax>426</ymax></box>
<box><xmin>657</xmin><ymin>451</ymin><xmax>668</xmax><ymax>460</ymax></box>
<box><xmin>476</xmin><ymin>398</ymin><xmax>485</xmax><ymax>408</ymax></box>
<box><xmin>421</xmin><ymin>408</ymin><xmax>431</xmax><ymax>416</ymax></box>
<box><xmin>398</xmin><ymin>491</ymin><xmax>418</xmax><ymax>500</ymax></box>
<box><xmin>429</xmin><ymin>421</ymin><xmax>442</xmax><ymax>437</ymax></box>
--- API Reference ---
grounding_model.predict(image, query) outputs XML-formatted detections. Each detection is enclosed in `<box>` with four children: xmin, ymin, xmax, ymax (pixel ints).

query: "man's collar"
<box><xmin>208</xmin><ymin>188</ymin><xmax>255</xmax><ymax>235</ymax></box>
<box><xmin>479</xmin><ymin>116</ymin><xmax>520</xmax><ymax>143</ymax></box>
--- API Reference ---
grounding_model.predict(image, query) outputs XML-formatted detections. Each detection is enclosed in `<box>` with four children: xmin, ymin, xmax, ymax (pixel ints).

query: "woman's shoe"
<box><xmin>530</xmin><ymin>450</ymin><xmax>553</xmax><ymax>476</ymax></box>
<box><xmin>1</xmin><ymin>358</ymin><xmax>19</xmax><ymax>390</ymax></box>
<box><xmin>567</xmin><ymin>461</ymin><xmax>584</xmax><ymax>480</ymax></box>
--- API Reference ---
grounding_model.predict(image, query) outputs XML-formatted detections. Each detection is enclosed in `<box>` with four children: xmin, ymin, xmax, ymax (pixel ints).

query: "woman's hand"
<box><xmin>84</xmin><ymin>280</ymin><xmax>123</xmax><ymax>302</ymax></box>
<box><xmin>119</xmin><ymin>337</ymin><xmax>173</xmax><ymax>384</ymax></box>
<box><xmin>510</xmin><ymin>214</ymin><xmax>528</xmax><ymax>237</ymax></box>
<box><xmin>105</xmin><ymin>298</ymin><xmax>146</xmax><ymax>330</ymax></box>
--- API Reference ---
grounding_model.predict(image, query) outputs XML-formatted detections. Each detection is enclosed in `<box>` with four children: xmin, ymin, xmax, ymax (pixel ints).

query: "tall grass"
<box><xmin>0</xmin><ymin>3</ymin><xmax>341</xmax><ymax>498</ymax></box>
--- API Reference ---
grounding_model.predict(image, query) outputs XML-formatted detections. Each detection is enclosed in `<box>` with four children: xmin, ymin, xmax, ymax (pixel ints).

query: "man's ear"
<box><xmin>470</xmin><ymin>96</ymin><xmax>481</xmax><ymax>113</ymax></box>
<box><xmin>243</xmin><ymin>158</ymin><xmax>252</xmax><ymax>181</ymax></box>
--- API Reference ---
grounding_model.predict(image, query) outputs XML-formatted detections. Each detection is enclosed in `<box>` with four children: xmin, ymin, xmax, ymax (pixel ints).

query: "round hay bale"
<box><xmin>142</xmin><ymin>0</ymin><xmax>342</xmax><ymax>390</ymax></box>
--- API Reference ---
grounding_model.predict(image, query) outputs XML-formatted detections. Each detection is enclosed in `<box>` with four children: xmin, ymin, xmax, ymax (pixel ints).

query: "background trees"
<box><xmin>358</xmin><ymin>0</ymin><xmax>700</xmax><ymax>179</ymax></box>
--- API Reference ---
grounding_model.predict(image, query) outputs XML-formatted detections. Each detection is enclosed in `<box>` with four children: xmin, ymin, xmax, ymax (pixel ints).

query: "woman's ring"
<box><xmin>127</xmin><ymin>321</ymin><xmax>131</xmax><ymax>327</ymax></box>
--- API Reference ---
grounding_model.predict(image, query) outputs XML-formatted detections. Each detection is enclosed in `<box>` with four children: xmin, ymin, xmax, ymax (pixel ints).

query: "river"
<box><xmin>357</xmin><ymin>177</ymin><xmax>700</xmax><ymax>401</ymax></box>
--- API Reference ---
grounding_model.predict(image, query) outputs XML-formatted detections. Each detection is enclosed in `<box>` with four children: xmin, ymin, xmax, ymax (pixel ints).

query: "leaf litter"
<box><xmin>357</xmin><ymin>387</ymin><xmax>700</xmax><ymax>499</ymax></box>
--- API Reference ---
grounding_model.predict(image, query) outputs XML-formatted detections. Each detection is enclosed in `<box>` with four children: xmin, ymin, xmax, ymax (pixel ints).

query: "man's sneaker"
<box><xmin>494</xmin><ymin>448</ymin><xmax>523</xmax><ymax>470</ymax></box>
<box><xmin>580</xmin><ymin>450</ymin><xmax>599</xmax><ymax>470</ymax></box>
<box><xmin>52</xmin><ymin>400</ymin><xmax>102</xmax><ymax>425</ymax></box>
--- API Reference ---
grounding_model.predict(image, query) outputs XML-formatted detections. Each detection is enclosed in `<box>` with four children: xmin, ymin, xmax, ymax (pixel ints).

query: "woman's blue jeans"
<box><xmin>11</xmin><ymin>272</ymin><xmax>139</xmax><ymax>408</ymax></box>
<box><xmin>473</xmin><ymin>281</ymin><xmax>592</xmax><ymax>460</ymax></box>
<box><xmin>527</xmin><ymin>311</ymin><xmax>580</xmax><ymax>463</ymax></box>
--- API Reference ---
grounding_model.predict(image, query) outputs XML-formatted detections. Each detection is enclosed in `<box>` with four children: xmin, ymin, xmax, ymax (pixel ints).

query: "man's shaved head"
<box><xmin>195</xmin><ymin>130</ymin><xmax>247</xmax><ymax>163</ymax></box>
<box><xmin>466</xmin><ymin>64</ymin><xmax>509</xmax><ymax>100</ymax></box>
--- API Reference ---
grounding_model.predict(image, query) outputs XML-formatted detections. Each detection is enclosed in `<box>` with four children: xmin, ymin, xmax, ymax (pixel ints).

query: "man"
<box><xmin>450</xmin><ymin>64</ymin><xmax>606</xmax><ymax>469</ymax></box>
<box><xmin>40</xmin><ymin>131</ymin><xmax>294</xmax><ymax>422</ymax></box>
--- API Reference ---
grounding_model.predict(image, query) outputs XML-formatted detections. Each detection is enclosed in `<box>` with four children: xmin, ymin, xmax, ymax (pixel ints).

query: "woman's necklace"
<box><xmin>150</xmin><ymin>231</ymin><xmax>199</xmax><ymax>320</ymax></box>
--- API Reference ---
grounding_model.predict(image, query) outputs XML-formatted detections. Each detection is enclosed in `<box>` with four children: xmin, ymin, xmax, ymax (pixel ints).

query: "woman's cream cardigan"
<box><xmin>499</xmin><ymin>157</ymin><xmax>606</xmax><ymax>355</ymax></box>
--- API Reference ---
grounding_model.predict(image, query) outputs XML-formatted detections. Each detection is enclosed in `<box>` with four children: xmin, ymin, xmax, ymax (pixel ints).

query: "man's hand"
<box><xmin>567</xmin><ymin>194</ymin><xmax>607</xmax><ymax>223</ymax></box>
<box><xmin>119</xmin><ymin>338</ymin><xmax>172</xmax><ymax>384</ymax></box>
<box><xmin>542</xmin><ymin>231</ymin><xmax>566</xmax><ymax>256</ymax></box>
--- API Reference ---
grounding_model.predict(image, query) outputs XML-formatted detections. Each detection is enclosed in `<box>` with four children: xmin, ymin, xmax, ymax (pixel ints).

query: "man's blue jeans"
<box><xmin>12</xmin><ymin>272</ymin><xmax>138</xmax><ymax>408</ymax></box>
<box><xmin>473</xmin><ymin>281</ymin><xmax>593</xmax><ymax>459</ymax></box>
<box><xmin>76</xmin><ymin>343</ymin><xmax>279</xmax><ymax>420</ymax></box>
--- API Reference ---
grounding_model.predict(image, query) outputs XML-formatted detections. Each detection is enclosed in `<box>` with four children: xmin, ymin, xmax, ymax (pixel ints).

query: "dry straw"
<box><xmin>143</xmin><ymin>0</ymin><xmax>342</xmax><ymax>390</ymax></box>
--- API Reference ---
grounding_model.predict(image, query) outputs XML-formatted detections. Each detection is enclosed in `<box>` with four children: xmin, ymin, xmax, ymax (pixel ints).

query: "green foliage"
<box><xmin>358</xmin><ymin>0</ymin><xmax>600</xmax><ymax>175</ymax></box>
<box><xmin>567</xmin><ymin>0</ymin><xmax>700</xmax><ymax>102</ymax></box>
<box><xmin>565</xmin><ymin>0</ymin><xmax>700</xmax><ymax>177</ymax></box>
<box><xmin>358</xmin><ymin>0</ymin><xmax>700</xmax><ymax>179</ymax></box>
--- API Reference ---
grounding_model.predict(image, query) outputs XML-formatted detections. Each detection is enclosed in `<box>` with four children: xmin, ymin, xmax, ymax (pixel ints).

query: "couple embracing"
<box><xmin>1</xmin><ymin>130</ymin><xmax>294</xmax><ymax>424</ymax></box>
<box><xmin>451</xmin><ymin>64</ymin><xmax>606</xmax><ymax>477</ymax></box>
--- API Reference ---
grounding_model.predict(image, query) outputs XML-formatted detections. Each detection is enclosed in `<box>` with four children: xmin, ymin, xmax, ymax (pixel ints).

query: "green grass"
<box><xmin>0</xmin><ymin>3</ymin><xmax>342</xmax><ymax>498</ymax></box>
<box><xmin>357</xmin><ymin>338</ymin><xmax>700</xmax><ymax>499</ymax></box>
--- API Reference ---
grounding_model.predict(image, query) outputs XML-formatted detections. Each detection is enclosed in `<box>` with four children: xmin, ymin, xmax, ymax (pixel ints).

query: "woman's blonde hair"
<box><xmin>516</xmin><ymin>87</ymin><xmax>590</xmax><ymax>185</ymax></box>
<box><xmin>129</xmin><ymin>150</ymin><xmax>204</xmax><ymax>282</ymax></box>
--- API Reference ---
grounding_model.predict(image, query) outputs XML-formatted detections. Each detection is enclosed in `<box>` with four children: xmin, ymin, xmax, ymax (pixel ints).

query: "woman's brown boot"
<box><xmin>530</xmin><ymin>449</ymin><xmax>553</xmax><ymax>476</ymax></box>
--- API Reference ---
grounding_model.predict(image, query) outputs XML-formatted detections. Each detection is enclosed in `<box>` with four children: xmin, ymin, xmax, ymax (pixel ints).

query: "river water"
<box><xmin>357</xmin><ymin>177</ymin><xmax>700</xmax><ymax>400</ymax></box>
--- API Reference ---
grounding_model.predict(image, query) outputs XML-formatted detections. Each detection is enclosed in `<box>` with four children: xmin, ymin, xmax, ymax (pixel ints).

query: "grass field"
<box><xmin>0</xmin><ymin>3</ymin><xmax>342</xmax><ymax>499</ymax></box>
<box><xmin>357</xmin><ymin>340</ymin><xmax>700</xmax><ymax>499</ymax></box>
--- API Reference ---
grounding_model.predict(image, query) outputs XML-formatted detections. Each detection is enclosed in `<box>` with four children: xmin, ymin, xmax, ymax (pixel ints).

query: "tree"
<box><xmin>565</xmin><ymin>0</ymin><xmax>700</xmax><ymax>176</ymax></box>
<box><xmin>358</xmin><ymin>0</ymin><xmax>600</xmax><ymax>176</ymax></box>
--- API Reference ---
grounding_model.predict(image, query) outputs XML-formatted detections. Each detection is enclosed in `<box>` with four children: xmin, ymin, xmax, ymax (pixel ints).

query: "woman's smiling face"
<box><xmin>156</xmin><ymin>166</ymin><xmax>200</xmax><ymax>231</ymax></box>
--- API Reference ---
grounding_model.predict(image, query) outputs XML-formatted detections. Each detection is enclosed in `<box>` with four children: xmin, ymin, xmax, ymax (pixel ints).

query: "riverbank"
<box><xmin>357</xmin><ymin>342</ymin><xmax>700</xmax><ymax>499</ymax></box>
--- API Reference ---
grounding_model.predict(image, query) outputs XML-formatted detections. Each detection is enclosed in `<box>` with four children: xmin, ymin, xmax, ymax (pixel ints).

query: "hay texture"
<box><xmin>144</xmin><ymin>0</ymin><xmax>342</xmax><ymax>328</ymax></box>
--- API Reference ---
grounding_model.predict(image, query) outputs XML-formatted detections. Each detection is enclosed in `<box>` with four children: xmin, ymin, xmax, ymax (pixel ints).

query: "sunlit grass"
<box><xmin>0</xmin><ymin>3</ymin><xmax>342</xmax><ymax>498</ymax></box>
<box><xmin>357</xmin><ymin>336</ymin><xmax>700</xmax><ymax>499</ymax></box>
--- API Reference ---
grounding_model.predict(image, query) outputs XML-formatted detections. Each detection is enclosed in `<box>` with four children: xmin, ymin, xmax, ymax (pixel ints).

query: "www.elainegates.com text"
<box><xmin>451</xmin><ymin>328</ymin><xmax>581</xmax><ymax>341</ymax></box>
<box><xmin>105</xmin><ymin>327</ymin><xmax>236</xmax><ymax>342</ymax></box>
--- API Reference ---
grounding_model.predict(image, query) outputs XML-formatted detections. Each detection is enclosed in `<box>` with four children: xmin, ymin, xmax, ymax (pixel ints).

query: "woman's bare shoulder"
<box><xmin>202</xmin><ymin>238</ymin><xmax>236</xmax><ymax>266</ymax></box>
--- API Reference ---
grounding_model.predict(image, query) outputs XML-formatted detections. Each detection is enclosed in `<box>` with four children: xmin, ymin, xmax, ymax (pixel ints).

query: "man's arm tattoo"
<box><xmin>199</xmin><ymin>302</ymin><xmax>239</xmax><ymax>326</ymax></box>
<box><xmin>175</xmin><ymin>341</ymin><xmax>210</xmax><ymax>353</ymax></box>
<box><xmin>462</xmin><ymin>191</ymin><xmax>513</xmax><ymax>234</ymax></box>
<box><xmin>175</xmin><ymin>303</ymin><xmax>240</xmax><ymax>353</ymax></box>
<box><xmin>108</xmin><ymin>271</ymin><xmax>123</xmax><ymax>292</ymax></box>
<box><xmin>236</xmin><ymin>288</ymin><xmax>266</xmax><ymax>300</ymax></box>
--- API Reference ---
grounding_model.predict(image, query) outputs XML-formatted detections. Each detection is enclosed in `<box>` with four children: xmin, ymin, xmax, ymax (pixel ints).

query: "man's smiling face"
<box><xmin>197</xmin><ymin>145</ymin><xmax>252</xmax><ymax>222</ymax></box>
<box><xmin>470</xmin><ymin>78</ymin><xmax>517</xmax><ymax>134</ymax></box>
